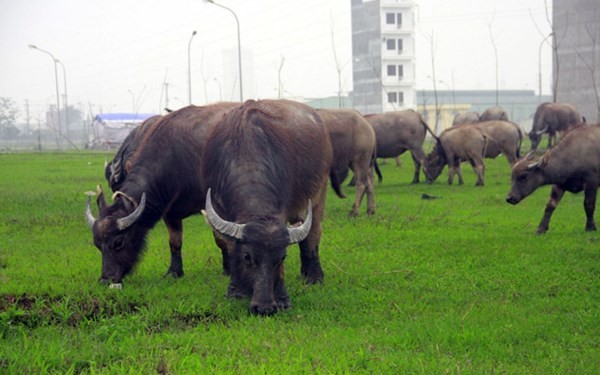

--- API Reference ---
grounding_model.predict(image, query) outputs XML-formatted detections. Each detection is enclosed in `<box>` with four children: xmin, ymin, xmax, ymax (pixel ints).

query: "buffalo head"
<box><xmin>506</xmin><ymin>153</ymin><xmax>546</xmax><ymax>204</ymax></box>
<box><xmin>85</xmin><ymin>186</ymin><xmax>147</xmax><ymax>285</ymax></box>
<box><xmin>423</xmin><ymin>141</ymin><xmax>446</xmax><ymax>184</ymax></box>
<box><xmin>204</xmin><ymin>188</ymin><xmax>312</xmax><ymax>315</ymax></box>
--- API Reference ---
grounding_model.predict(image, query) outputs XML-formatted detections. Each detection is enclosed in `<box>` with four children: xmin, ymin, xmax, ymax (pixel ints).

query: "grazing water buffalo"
<box><xmin>471</xmin><ymin>120</ymin><xmax>523</xmax><ymax>165</ymax></box>
<box><xmin>529</xmin><ymin>102</ymin><xmax>582</xmax><ymax>151</ymax></box>
<box><xmin>423</xmin><ymin>126</ymin><xmax>488</xmax><ymax>186</ymax></box>
<box><xmin>201</xmin><ymin>99</ymin><xmax>334</xmax><ymax>315</ymax></box>
<box><xmin>317</xmin><ymin>108</ymin><xmax>376</xmax><ymax>217</ymax></box>
<box><xmin>506</xmin><ymin>124</ymin><xmax>600</xmax><ymax>233</ymax></box>
<box><xmin>452</xmin><ymin>111</ymin><xmax>480</xmax><ymax>126</ymax></box>
<box><xmin>479</xmin><ymin>106</ymin><xmax>509</xmax><ymax>122</ymax></box>
<box><xmin>364</xmin><ymin>109</ymin><xmax>436</xmax><ymax>183</ymax></box>
<box><xmin>104</xmin><ymin>115</ymin><xmax>162</xmax><ymax>191</ymax></box>
<box><xmin>85</xmin><ymin>102</ymin><xmax>238</xmax><ymax>285</ymax></box>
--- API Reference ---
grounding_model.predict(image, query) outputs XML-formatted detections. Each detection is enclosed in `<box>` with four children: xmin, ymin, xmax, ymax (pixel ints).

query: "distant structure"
<box><xmin>417</xmin><ymin>90</ymin><xmax>552</xmax><ymax>133</ymax></box>
<box><xmin>350</xmin><ymin>0</ymin><xmax>416</xmax><ymax>114</ymax></box>
<box><xmin>553</xmin><ymin>0</ymin><xmax>600</xmax><ymax>122</ymax></box>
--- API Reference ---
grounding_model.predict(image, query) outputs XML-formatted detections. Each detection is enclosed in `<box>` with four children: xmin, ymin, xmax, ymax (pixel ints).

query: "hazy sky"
<box><xmin>1</xmin><ymin>0</ymin><xmax>553</xmax><ymax>121</ymax></box>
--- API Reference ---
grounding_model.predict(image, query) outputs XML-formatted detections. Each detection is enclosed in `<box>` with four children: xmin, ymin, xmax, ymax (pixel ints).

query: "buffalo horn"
<box><xmin>116</xmin><ymin>193</ymin><xmax>146</xmax><ymax>231</ymax></box>
<box><xmin>204</xmin><ymin>188</ymin><xmax>245</xmax><ymax>240</ymax></box>
<box><xmin>534</xmin><ymin>125</ymin><xmax>548</xmax><ymax>136</ymax></box>
<box><xmin>288</xmin><ymin>200</ymin><xmax>313</xmax><ymax>244</ymax></box>
<box><xmin>85</xmin><ymin>193</ymin><xmax>97</xmax><ymax>229</ymax></box>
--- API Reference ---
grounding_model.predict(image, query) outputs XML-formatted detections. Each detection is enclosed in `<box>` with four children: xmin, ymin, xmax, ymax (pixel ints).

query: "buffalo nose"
<box><xmin>506</xmin><ymin>196</ymin><xmax>517</xmax><ymax>205</ymax></box>
<box><xmin>249</xmin><ymin>302</ymin><xmax>278</xmax><ymax>316</ymax></box>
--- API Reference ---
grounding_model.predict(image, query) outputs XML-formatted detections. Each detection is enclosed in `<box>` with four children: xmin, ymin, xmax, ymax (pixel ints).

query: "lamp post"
<box><xmin>28</xmin><ymin>44</ymin><xmax>62</xmax><ymax>149</ymax></box>
<box><xmin>204</xmin><ymin>0</ymin><xmax>243</xmax><ymax>102</ymax></box>
<box><xmin>213</xmin><ymin>78</ymin><xmax>222</xmax><ymax>101</ymax></box>
<box><xmin>128</xmin><ymin>89</ymin><xmax>136</xmax><ymax>113</ymax></box>
<box><xmin>538</xmin><ymin>33</ymin><xmax>553</xmax><ymax>103</ymax></box>
<box><xmin>56</xmin><ymin>59</ymin><xmax>68</xmax><ymax>136</ymax></box>
<box><xmin>188</xmin><ymin>30</ymin><xmax>197</xmax><ymax>105</ymax></box>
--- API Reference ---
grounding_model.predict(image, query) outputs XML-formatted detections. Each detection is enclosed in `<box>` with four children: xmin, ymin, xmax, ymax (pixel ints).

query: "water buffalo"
<box><xmin>529</xmin><ymin>102</ymin><xmax>582</xmax><ymax>151</ymax></box>
<box><xmin>85</xmin><ymin>102</ymin><xmax>238</xmax><ymax>286</ymax></box>
<box><xmin>452</xmin><ymin>111</ymin><xmax>480</xmax><ymax>126</ymax></box>
<box><xmin>104</xmin><ymin>114</ymin><xmax>162</xmax><ymax>191</ymax></box>
<box><xmin>317</xmin><ymin>108</ymin><xmax>376</xmax><ymax>217</ymax></box>
<box><xmin>506</xmin><ymin>124</ymin><xmax>600</xmax><ymax>233</ymax></box>
<box><xmin>479</xmin><ymin>106</ymin><xmax>509</xmax><ymax>122</ymax></box>
<box><xmin>469</xmin><ymin>120</ymin><xmax>523</xmax><ymax>165</ymax></box>
<box><xmin>201</xmin><ymin>99</ymin><xmax>334</xmax><ymax>315</ymax></box>
<box><xmin>423</xmin><ymin>126</ymin><xmax>488</xmax><ymax>186</ymax></box>
<box><xmin>364</xmin><ymin>109</ymin><xmax>436</xmax><ymax>183</ymax></box>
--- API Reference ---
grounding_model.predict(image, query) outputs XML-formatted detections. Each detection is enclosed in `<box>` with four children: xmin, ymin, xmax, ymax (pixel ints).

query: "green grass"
<box><xmin>0</xmin><ymin>150</ymin><xmax>598</xmax><ymax>373</ymax></box>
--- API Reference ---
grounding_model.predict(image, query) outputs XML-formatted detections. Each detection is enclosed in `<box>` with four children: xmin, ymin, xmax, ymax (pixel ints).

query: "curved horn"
<box><xmin>535</xmin><ymin>125</ymin><xmax>548</xmax><ymax>136</ymax></box>
<box><xmin>116</xmin><ymin>193</ymin><xmax>146</xmax><ymax>231</ymax></box>
<box><xmin>204</xmin><ymin>188</ymin><xmax>245</xmax><ymax>240</ymax></box>
<box><xmin>288</xmin><ymin>200</ymin><xmax>313</xmax><ymax>244</ymax></box>
<box><xmin>85</xmin><ymin>192</ymin><xmax>97</xmax><ymax>229</ymax></box>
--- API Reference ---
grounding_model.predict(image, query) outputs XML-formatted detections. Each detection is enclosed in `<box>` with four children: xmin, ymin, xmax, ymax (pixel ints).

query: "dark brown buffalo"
<box><xmin>423</xmin><ymin>126</ymin><xmax>488</xmax><ymax>186</ymax></box>
<box><xmin>317</xmin><ymin>108</ymin><xmax>376</xmax><ymax>217</ymax></box>
<box><xmin>529</xmin><ymin>102</ymin><xmax>582</xmax><ymax>151</ymax></box>
<box><xmin>479</xmin><ymin>106</ymin><xmax>509</xmax><ymax>122</ymax></box>
<box><xmin>85</xmin><ymin>102</ymin><xmax>238</xmax><ymax>286</ymax></box>
<box><xmin>506</xmin><ymin>124</ymin><xmax>600</xmax><ymax>233</ymax></box>
<box><xmin>104</xmin><ymin>115</ymin><xmax>162</xmax><ymax>191</ymax></box>
<box><xmin>201</xmin><ymin>99</ymin><xmax>334</xmax><ymax>315</ymax></box>
<box><xmin>452</xmin><ymin>111</ymin><xmax>480</xmax><ymax>126</ymax></box>
<box><xmin>469</xmin><ymin>120</ymin><xmax>523</xmax><ymax>165</ymax></box>
<box><xmin>364</xmin><ymin>109</ymin><xmax>436</xmax><ymax>183</ymax></box>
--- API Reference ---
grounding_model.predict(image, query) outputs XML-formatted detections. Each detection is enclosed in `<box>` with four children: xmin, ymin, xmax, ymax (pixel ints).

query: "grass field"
<box><xmin>0</xmin><ymin>150</ymin><xmax>598</xmax><ymax>373</ymax></box>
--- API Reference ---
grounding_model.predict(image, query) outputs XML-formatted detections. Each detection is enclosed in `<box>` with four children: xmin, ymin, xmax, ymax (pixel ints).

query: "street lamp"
<box><xmin>28</xmin><ymin>44</ymin><xmax>62</xmax><ymax>149</ymax></box>
<box><xmin>204</xmin><ymin>0</ymin><xmax>243</xmax><ymax>102</ymax></box>
<box><xmin>56</xmin><ymin>59</ymin><xmax>68</xmax><ymax>135</ymax></box>
<box><xmin>188</xmin><ymin>30</ymin><xmax>197</xmax><ymax>105</ymax></box>
<box><xmin>538</xmin><ymin>33</ymin><xmax>553</xmax><ymax>103</ymax></box>
<box><xmin>128</xmin><ymin>89</ymin><xmax>136</xmax><ymax>113</ymax></box>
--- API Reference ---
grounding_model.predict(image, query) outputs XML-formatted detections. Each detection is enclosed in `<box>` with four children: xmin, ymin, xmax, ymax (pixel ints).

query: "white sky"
<box><xmin>0</xmin><ymin>0</ymin><xmax>553</xmax><ymax>121</ymax></box>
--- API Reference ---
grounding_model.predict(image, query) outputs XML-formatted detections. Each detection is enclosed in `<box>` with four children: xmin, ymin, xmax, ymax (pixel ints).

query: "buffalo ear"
<box><xmin>96</xmin><ymin>185</ymin><xmax>107</xmax><ymax>211</ymax></box>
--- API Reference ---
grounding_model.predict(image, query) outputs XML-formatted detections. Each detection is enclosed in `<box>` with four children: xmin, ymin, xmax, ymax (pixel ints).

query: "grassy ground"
<box><xmin>0</xmin><ymin>150</ymin><xmax>598</xmax><ymax>373</ymax></box>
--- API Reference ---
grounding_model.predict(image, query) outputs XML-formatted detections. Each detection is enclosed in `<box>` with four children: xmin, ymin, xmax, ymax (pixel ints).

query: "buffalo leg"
<box><xmin>583</xmin><ymin>185</ymin><xmax>598</xmax><ymax>231</ymax></box>
<box><xmin>299</xmin><ymin>184</ymin><xmax>326</xmax><ymax>284</ymax></box>
<box><xmin>164</xmin><ymin>219</ymin><xmax>184</xmax><ymax>278</ymax></box>
<box><xmin>537</xmin><ymin>185</ymin><xmax>565</xmax><ymax>233</ymax></box>
<box><xmin>410</xmin><ymin>148</ymin><xmax>426</xmax><ymax>184</ymax></box>
<box><xmin>349</xmin><ymin>154</ymin><xmax>375</xmax><ymax>217</ymax></box>
<box><xmin>470</xmin><ymin>158</ymin><xmax>485</xmax><ymax>186</ymax></box>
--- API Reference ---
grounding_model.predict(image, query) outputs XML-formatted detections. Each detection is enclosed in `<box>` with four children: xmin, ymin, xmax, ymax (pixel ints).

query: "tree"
<box><xmin>0</xmin><ymin>97</ymin><xmax>19</xmax><ymax>133</ymax></box>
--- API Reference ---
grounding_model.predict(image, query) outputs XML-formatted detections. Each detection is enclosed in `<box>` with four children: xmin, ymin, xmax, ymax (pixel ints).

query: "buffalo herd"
<box><xmin>86</xmin><ymin>99</ymin><xmax>593</xmax><ymax>315</ymax></box>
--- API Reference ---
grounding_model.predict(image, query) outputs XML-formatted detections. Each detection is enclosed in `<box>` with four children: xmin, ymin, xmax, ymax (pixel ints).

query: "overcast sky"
<box><xmin>1</xmin><ymin>0</ymin><xmax>553</xmax><ymax>121</ymax></box>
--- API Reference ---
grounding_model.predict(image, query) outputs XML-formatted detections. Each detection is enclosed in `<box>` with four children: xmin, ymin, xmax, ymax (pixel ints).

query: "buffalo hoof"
<box><xmin>536</xmin><ymin>226</ymin><xmax>548</xmax><ymax>234</ymax></box>
<box><xmin>348</xmin><ymin>210</ymin><xmax>359</xmax><ymax>218</ymax></box>
<box><xmin>164</xmin><ymin>269</ymin><xmax>184</xmax><ymax>278</ymax></box>
<box><xmin>585</xmin><ymin>225</ymin><xmax>597</xmax><ymax>232</ymax></box>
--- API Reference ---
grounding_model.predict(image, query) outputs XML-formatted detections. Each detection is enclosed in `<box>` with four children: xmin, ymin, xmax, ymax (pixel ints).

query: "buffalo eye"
<box><xmin>517</xmin><ymin>173</ymin><xmax>528</xmax><ymax>182</ymax></box>
<box><xmin>112</xmin><ymin>238</ymin><xmax>124</xmax><ymax>251</ymax></box>
<box><xmin>243</xmin><ymin>252</ymin><xmax>252</xmax><ymax>266</ymax></box>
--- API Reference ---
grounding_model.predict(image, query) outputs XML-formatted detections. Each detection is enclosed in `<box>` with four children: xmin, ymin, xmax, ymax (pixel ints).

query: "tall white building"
<box><xmin>351</xmin><ymin>0</ymin><xmax>416</xmax><ymax>114</ymax></box>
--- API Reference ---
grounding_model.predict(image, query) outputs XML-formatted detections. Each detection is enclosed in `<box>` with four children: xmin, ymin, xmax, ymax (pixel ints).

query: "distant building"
<box><xmin>350</xmin><ymin>0</ymin><xmax>416</xmax><ymax>114</ymax></box>
<box><xmin>553</xmin><ymin>0</ymin><xmax>600</xmax><ymax>122</ymax></box>
<box><xmin>417</xmin><ymin>90</ymin><xmax>552</xmax><ymax>133</ymax></box>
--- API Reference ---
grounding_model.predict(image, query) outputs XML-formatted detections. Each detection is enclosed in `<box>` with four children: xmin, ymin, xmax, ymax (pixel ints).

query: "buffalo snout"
<box><xmin>506</xmin><ymin>195</ymin><xmax>520</xmax><ymax>205</ymax></box>
<box><xmin>249</xmin><ymin>300</ymin><xmax>278</xmax><ymax>316</ymax></box>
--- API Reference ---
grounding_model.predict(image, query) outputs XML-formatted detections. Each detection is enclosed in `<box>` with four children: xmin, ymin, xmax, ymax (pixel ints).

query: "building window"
<box><xmin>397</xmin><ymin>38</ymin><xmax>403</xmax><ymax>54</ymax></box>
<box><xmin>387</xmin><ymin>64</ymin><xmax>396</xmax><ymax>77</ymax></box>
<box><xmin>387</xmin><ymin>92</ymin><xmax>397</xmax><ymax>103</ymax></box>
<box><xmin>387</xmin><ymin>91</ymin><xmax>405</xmax><ymax>105</ymax></box>
<box><xmin>386</xmin><ymin>38</ymin><xmax>396</xmax><ymax>51</ymax></box>
<box><xmin>397</xmin><ymin>64</ymin><xmax>404</xmax><ymax>80</ymax></box>
<box><xmin>396</xmin><ymin>13</ymin><xmax>402</xmax><ymax>29</ymax></box>
<box><xmin>386</xmin><ymin>13</ymin><xmax>395</xmax><ymax>25</ymax></box>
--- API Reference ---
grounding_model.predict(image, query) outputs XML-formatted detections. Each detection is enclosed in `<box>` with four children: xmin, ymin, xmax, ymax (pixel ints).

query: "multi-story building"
<box><xmin>351</xmin><ymin>0</ymin><xmax>416</xmax><ymax>114</ymax></box>
<box><xmin>553</xmin><ymin>0</ymin><xmax>600</xmax><ymax>122</ymax></box>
